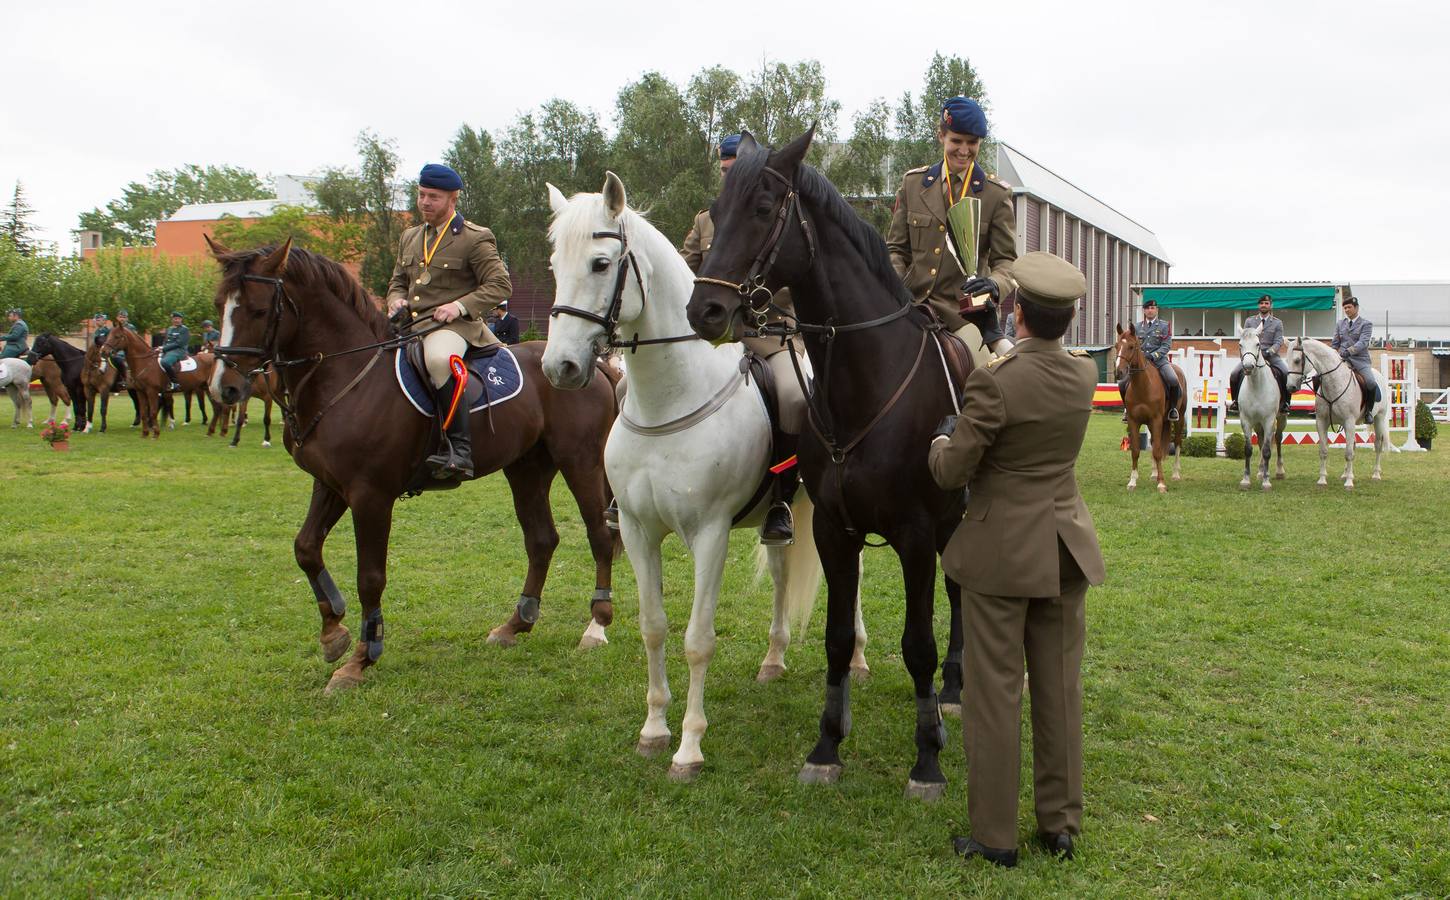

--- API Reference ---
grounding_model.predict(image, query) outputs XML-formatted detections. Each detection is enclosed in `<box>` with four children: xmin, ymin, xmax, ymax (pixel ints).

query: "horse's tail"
<box><xmin>754</xmin><ymin>491</ymin><xmax>822</xmax><ymax>635</ymax></box>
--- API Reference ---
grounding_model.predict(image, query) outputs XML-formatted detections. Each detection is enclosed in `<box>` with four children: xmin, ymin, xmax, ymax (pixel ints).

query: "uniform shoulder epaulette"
<box><xmin>1070</xmin><ymin>349</ymin><xmax>1091</xmax><ymax>358</ymax></box>
<box><xmin>905</xmin><ymin>165</ymin><xmax>930</xmax><ymax>176</ymax></box>
<box><xmin>986</xmin><ymin>174</ymin><xmax>1012</xmax><ymax>189</ymax></box>
<box><xmin>986</xmin><ymin>353</ymin><xmax>1016</xmax><ymax>369</ymax></box>
<box><xmin>464</xmin><ymin>220</ymin><xmax>487</xmax><ymax>233</ymax></box>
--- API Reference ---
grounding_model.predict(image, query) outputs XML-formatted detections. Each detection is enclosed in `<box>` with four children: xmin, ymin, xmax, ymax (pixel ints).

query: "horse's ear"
<box><xmin>260</xmin><ymin>237</ymin><xmax>292</xmax><ymax>274</ymax></box>
<box><xmin>1129</xmin><ymin>322</ymin><xmax>1137</xmax><ymax>336</ymax></box>
<box><xmin>768</xmin><ymin>123</ymin><xmax>816</xmax><ymax>177</ymax></box>
<box><xmin>203</xmin><ymin>233</ymin><xmax>231</xmax><ymax>259</ymax></box>
<box><xmin>1115</xmin><ymin>323</ymin><xmax>1123</xmax><ymax>336</ymax></box>
<box><xmin>546</xmin><ymin>183</ymin><xmax>568</xmax><ymax>216</ymax></box>
<box><xmin>602</xmin><ymin>171</ymin><xmax>627</xmax><ymax>219</ymax></box>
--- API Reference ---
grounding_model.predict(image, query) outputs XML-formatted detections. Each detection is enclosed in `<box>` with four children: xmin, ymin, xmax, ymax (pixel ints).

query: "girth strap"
<box><xmin>617</xmin><ymin>364</ymin><xmax>747</xmax><ymax>437</ymax></box>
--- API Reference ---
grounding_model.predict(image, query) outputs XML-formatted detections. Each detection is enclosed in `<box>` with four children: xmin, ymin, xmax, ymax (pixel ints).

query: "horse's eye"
<box><xmin>591</xmin><ymin>258</ymin><xmax>610</xmax><ymax>274</ymax></box>
<box><xmin>754</xmin><ymin>204</ymin><xmax>773</xmax><ymax>218</ymax></box>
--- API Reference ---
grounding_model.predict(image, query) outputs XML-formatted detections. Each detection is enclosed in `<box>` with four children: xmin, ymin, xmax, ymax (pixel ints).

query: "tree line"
<box><xmin>2</xmin><ymin>54</ymin><xmax>990</xmax><ymax>333</ymax></box>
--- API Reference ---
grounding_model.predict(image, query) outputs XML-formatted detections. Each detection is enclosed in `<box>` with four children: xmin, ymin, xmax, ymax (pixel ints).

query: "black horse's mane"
<box><xmin>727</xmin><ymin>147</ymin><xmax>914</xmax><ymax>306</ymax></box>
<box><xmin>219</xmin><ymin>245</ymin><xmax>390</xmax><ymax>341</ymax></box>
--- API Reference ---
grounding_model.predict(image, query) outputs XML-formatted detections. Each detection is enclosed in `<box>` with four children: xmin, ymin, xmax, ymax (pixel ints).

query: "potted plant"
<box><xmin>40</xmin><ymin>419</ymin><xmax>71</xmax><ymax>451</ymax></box>
<box><xmin>1415</xmin><ymin>400</ymin><xmax>1437</xmax><ymax>450</ymax></box>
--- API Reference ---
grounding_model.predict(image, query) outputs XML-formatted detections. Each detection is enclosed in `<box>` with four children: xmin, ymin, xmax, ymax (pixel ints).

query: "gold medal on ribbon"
<box><xmin>417</xmin><ymin>268</ymin><xmax>432</xmax><ymax>286</ymax></box>
<box><xmin>417</xmin><ymin>219</ymin><xmax>449</xmax><ymax>289</ymax></box>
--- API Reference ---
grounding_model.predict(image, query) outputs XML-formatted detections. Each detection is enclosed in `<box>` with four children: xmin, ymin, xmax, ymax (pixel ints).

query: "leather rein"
<box><xmin>212</xmin><ymin>271</ymin><xmax>443</xmax><ymax>448</ymax></box>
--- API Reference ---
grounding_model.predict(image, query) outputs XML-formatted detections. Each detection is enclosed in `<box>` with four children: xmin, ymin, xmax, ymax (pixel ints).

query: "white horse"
<box><xmin>1236</xmin><ymin>324</ymin><xmax>1285</xmax><ymax>490</ymax></box>
<box><xmin>1286</xmin><ymin>338</ymin><xmax>1394</xmax><ymax>490</ymax></box>
<box><xmin>542</xmin><ymin>172</ymin><xmax>867</xmax><ymax>781</ymax></box>
<box><xmin>0</xmin><ymin>358</ymin><xmax>34</xmax><ymax>428</ymax></box>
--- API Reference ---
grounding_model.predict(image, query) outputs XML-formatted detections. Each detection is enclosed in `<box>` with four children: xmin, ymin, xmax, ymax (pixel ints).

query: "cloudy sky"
<box><xmin>3</xmin><ymin>0</ymin><xmax>1446</xmax><ymax>281</ymax></box>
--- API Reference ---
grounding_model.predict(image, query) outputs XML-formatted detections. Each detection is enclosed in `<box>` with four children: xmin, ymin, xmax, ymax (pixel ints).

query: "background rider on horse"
<box><xmin>1228</xmin><ymin>293</ymin><xmax>1290</xmax><ymax>414</ymax></box>
<box><xmin>1332</xmin><ymin>295</ymin><xmax>1379</xmax><ymax>412</ymax></box>
<box><xmin>159</xmin><ymin>311</ymin><xmax>190</xmax><ymax>390</ymax></box>
<box><xmin>2</xmin><ymin>308</ymin><xmax>29</xmax><ymax>359</ymax></box>
<box><xmin>1119</xmin><ymin>298</ymin><xmax>1180</xmax><ymax>421</ymax></box>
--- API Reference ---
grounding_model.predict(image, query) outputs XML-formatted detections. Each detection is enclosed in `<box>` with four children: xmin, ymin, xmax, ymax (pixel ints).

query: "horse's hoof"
<box><xmin>904</xmin><ymin>779</ymin><xmax>946</xmax><ymax>802</ymax></box>
<box><xmin>321</xmin><ymin>626</ymin><xmax>352</xmax><ymax>663</ymax></box>
<box><xmin>262</xmin><ymin>440</ymin><xmax>271</xmax><ymax>448</ymax></box>
<box><xmin>1372</xmin><ymin>474</ymin><xmax>1382</xmax><ymax>481</ymax></box>
<box><xmin>667</xmin><ymin>761</ymin><xmax>704</xmax><ymax>783</ymax></box>
<box><xmin>486</xmin><ymin>626</ymin><xmax>518</xmax><ymax>648</ymax></box>
<box><xmin>850</xmin><ymin>664</ymin><xmax>871</xmax><ymax>683</ymax></box>
<box><xmin>323</xmin><ymin>668</ymin><xmax>364</xmax><ymax>695</ymax></box>
<box><xmin>1157</xmin><ymin>483</ymin><xmax>1168</xmax><ymax>494</ymax></box>
<box><xmin>756</xmin><ymin>663</ymin><xmax>786</xmax><ymax>683</ymax></box>
<box><xmin>1172</xmin><ymin>474</ymin><xmax>1182</xmax><ymax>481</ymax></box>
<box><xmin>1262</xmin><ymin>482</ymin><xmax>1272</xmax><ymax>492</ymax></box>
<box><xmin>1345</xmin><ymin>483</ymin><xmax>1354</xmax><ymax>492</ymax></box>
<box><xmin>939</xmin><ymin>702</ymin><xmax>962</xmax><ymax>718</ymax></box>
<box><xmin>798</xmin><ymin>763</ymin><xmax>843</xmax><ymax>785</ymax></box>
<box><xmin>636</xmin><ymin>735</ymin><xmax>670</xmax><ymax>757</ymax></box>
<box><xmin>1239</xmin><ymin>480</ymin><xmax>1250</xmax><ymax>490</ymax></box>
<box><xmin>577</xmin><ymin>633</ymin><xmax>607</xmax><ymax>650</ymax></box>
<box><xmin>1126</xmin><ymin>483</ymin><xmax>1137</xmax><ymax>492</ymax></box>
<box><xmin>1316</xmin><ymin>479</ymin><xmax>1327</xmax><ymax>487</ymax></box>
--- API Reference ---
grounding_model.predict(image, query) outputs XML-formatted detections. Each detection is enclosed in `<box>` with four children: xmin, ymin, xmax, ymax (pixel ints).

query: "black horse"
<box><xmin>28</xmin><ymin>334</ymin><xmax>89</xmax><ymax>432</ymax></box>
<box><xmin>688</xmin><ymin>129</ymin><xmax>971</xmax><ymax>799</ymax></box>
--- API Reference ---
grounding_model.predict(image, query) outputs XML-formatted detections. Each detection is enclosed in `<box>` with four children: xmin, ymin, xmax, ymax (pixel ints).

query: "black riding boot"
<box><xmin>427</xmin><ymin>383</ymin><xmax>474</xmax><ymax>481</ymax></box>
<box><xmin>761</xmin><ymin>467</ymin><xmax>800</xmax><ymax>546</ymax></box>
<box><xmin>1227</xmin><ymin>366</ymin><xmax>1244</xmax><ymax>412</ymax></box>
<box><xmin>1166</xmin><ymin>382</ymin><xmax>1181</xmax><ymax>421</ymax></box>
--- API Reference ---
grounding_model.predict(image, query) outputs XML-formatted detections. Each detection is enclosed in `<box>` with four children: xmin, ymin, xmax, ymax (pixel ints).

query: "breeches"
<box><xmin>1154</xmin><ymin>360</ymin><xmax>1179</xmax><ymax>390</ymax></box>
<box><xmin>962</xmin><ymin>541</ymin><xmax>1088</xmax><ymax>848</ymax></box>
<box><xmin>0</xmin><ymin>348</ymin><xmax>22</xmax><ymax>360</ymax></box>
<box><xmin>766</xmin><ymin>350</ymin><xmax>805</xmax><ymax>435</ymax></box>
<box><xmin>423</xmin><ymin>330</ymin><xmax>469</xmax><ymax>389</ymax></box>
<box><xmin>952</xmin><ymin>323</ymin><xmax>991</xmax><ymax>370</ymax></box>
<box><xmin>160</xmin><ymin>351</ymin><xmax>185</xmax><ymax>369</ymax></box>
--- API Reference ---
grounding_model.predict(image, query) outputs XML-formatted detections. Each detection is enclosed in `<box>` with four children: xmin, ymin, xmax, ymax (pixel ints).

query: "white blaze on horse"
<box><xmin>542</xmin><ymin>173</ymin><xmax>864</xmax><ymax>782</ymax></box>
<box><xmin>0</xmin><ymin>358</ymin><xmax>33</xmax><ymax>427</ymax></box>
<box><xmin>1286</xmin><ymin>337</ymin><xmax>1394</xmax><ymax>490</ymax></box>
<box><xmin>1236</xmin><ymin>323</ymin><xmax>1286</xmax><ymax>490</ymax></box>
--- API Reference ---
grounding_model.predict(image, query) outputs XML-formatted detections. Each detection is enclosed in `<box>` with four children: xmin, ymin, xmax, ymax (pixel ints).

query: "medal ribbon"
<box><xmin>421</xmin><ymin>215</ymin><xmax>452</xmax><ymax>271</ymax></box>
<box><xmin>943</xmin><ymin>152</ymin><xmax>974</xmax><ymax>207</ymax></box>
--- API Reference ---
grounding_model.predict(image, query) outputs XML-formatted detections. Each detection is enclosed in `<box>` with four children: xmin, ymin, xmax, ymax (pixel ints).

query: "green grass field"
<box><xmin>3</xmin><ymin>400</ymin><xmax>1448</xmax><ymax>896</ymax></box>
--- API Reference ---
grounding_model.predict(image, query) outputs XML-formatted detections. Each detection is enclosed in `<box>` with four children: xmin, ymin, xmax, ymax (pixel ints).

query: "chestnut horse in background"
<box><xmin>82</xmin><ymin>341</ymin><xmax>118</xmax><ymax>432</ymax></box>
<box><xmin>102</xmin><ymin>326</ymin><xmax>167</xmax><ymax>437</ymax></box>
<box><xmin>207</xmin><ymin>238</ymin><xmax>620</xmax><ymax>693</ymax></box>
<box><xmin>1114</xmin><ymin>323</ymin><xmax>1186</xmax><ymax>492</ymax></box>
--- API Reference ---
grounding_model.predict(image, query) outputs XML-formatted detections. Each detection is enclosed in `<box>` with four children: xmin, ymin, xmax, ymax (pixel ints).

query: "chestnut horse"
<box><xmin>227</xmin><ymin>368</ymin><xmax>282</xmax><ymax>447</ymax></box>
<box><xmin>1113</xmin><ymin>323</ymin><xmax>1186</xmax><ymax>492</ymax></box>
<box><xmin>207</xmin><ymin>238</ymin><xmax>619</xmax><ymax>692</ymax></box>
<box><xmin>102</xmin><ymin>326</ymin><xmax>166</xmax><ymax>437</ymax></box>
<box><xmin>82</xmin><ymin>341</ymin><xmax>118</xmax><ymax>432</ymax></box>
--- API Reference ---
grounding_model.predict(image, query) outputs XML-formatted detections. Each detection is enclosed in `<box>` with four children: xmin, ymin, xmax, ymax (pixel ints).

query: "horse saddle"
<box><xmin>1353</xmin><ymin>369</ymin><xmax>1375</xmax><ymax>416</ymax></box>
<box><xmin>727</xmin><ymin>351</ymin><xmax>801</xmax><ymax>525</ymax></box>
<box><xmin>396</xmin><ymin>340</ymin><xmax>523</xmax><ymax>417</ymax></box>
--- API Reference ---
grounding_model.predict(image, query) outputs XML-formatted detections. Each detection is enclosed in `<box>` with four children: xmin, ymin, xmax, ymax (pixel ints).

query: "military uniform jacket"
<box><xmin>386</xmin><ymin>214</ymin><xmax>512</xmax><ymax>347</ymax></box>
<box><xmin>886</xmin><ymin>162</ymin><xmax>1017</xmax><ymax>332</ymax></box>
<box><xmin>202</xmin><ymin>328</ymin><xmax>221</xmax><ymax>345</ymax></box>
<box><xmin>929</xmin><ymin>337</ymin><xmax>1106</xmax><ymax>597</ymax></box>
<box><xmin>1245</xmin><ymin>313</ymin><xmax>1285</xmax><ymax>354</ymax></box>
<box><xmin>2</xmin><ymin>319</ymin><xmax>29</xmax><ymax>358</ymax></box>
<box><xmin>681</xmin><ymin>209</ymin><xmax>800</xmax><ymax>359</ymax></box>
<box><xmin>93</xmin><ymin>325</ymin><xmax>110</xmax><ymax>346</ymax></box>
<box><xmin>162</xmin><ymin>325</ymin><xmax>190</xmax><ymax>356</ymax></box>
<box><xmin>1331</xmin><ymin>315</ymin><xmax>1372</xmax><ymax>367</ymax></box>
<box><xmin>1138</xmin><ymin>317</ymin><xmax>1172</xmax><ymax>363</ymax></box>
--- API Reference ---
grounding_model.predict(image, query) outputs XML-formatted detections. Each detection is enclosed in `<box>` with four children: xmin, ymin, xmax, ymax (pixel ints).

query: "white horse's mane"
<box><xmin>548</xmin><ymin>192</ymin><xmax>674</xmax><ymax>264</ymax></box>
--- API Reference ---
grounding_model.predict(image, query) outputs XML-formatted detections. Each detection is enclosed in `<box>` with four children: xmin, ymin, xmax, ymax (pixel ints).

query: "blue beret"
<box><xmin>419</xmin><ymin>163</ymin><xmax>463</xmax><ymax>192</ymax></box>
<box><xmin>940</xmin><ymin>96</ymin><xmax>988</xmax><ymax>137</ymax></box>
<box><xmin>719</xmin><ymin>134</ymin><xmax>742</xmax><ymax>159</ymax></box>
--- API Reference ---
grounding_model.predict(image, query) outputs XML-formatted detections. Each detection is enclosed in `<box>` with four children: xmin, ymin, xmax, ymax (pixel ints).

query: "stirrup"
<box><xmin>604</xmin><ymin>499</ymin><xmax>620</xmax><ymax>532</ymax></box>
<box><xmin>760</xmin><ymin>501</ymin><xmax>794</xmax><ymax>547</ymax></box>
<box><xmin>1168</xmin><ymin>407</ymin><xmax>1180</xmax><ymax>421</ymax></box>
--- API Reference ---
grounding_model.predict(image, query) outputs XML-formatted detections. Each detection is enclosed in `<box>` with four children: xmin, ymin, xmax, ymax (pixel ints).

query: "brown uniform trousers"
<box><xmin>928</xmin><ymin>337</ymin><xmax>1106</xmax><ymax>849</ymax></box>
<box><xmin>887</xmin><ymin>162</ymin><xmax>1017</xmax><ymax>367</ymax></box>
<box><xmin>681</xmin><ymin>209</ymin><xmax>804</xmax><ymax>433</ymax></box>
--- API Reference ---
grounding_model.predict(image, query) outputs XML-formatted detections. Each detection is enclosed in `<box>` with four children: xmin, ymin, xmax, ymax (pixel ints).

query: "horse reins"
<box><xmin>550</xmin><ymin>223</ymin><xmax>699</xmax><ymax>355</ymax></box>
<box><xmin>213</xmin><ymin>270</ymin><xmax>444</xmax><ymax>448</ymax></box>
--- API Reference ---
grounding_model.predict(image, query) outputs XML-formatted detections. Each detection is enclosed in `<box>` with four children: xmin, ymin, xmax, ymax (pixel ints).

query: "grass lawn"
<box><xmin>3</xmin><ymin>399</ymin><xmax>1448</xmax><ymax>896</ymax></box>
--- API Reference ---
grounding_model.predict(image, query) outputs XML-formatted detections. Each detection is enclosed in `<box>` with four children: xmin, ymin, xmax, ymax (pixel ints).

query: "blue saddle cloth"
<box><xmin>394</xmin><ymin>344</ymin><xmax>524</xmax><ymax>417</ymax></box>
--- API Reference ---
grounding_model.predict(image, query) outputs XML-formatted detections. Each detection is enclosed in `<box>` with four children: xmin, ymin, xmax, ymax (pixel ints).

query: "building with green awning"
<box><xmin>1129</xmin><ymin>282</ymin><xmax>1345</xmax><ymax>339</ymax></box>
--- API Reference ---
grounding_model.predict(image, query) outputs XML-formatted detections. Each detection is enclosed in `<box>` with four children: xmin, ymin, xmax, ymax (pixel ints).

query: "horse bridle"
<box><xmin>549</xmin><ymin>223</ymin><xmax>699</xmax><ymax>354</ymax></box>
<box><xmin>693</xmin><ymin>165</ymin><xmax>817</xmax><ymax>326</ymax></box>
<box><xmin>212</xmin><ymin>273</ymin><xmax>299</xmax><ymax>375</ymax></box>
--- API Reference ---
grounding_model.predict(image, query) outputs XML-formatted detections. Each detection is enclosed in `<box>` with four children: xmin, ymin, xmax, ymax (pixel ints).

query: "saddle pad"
<box><xmin>394</xmin><ymin>346</ymin><xmax>524</xmax><ymax>417</ymax></box>
<box><xmin>177</xmin><ymin>357</ymin><xmax>198</xmax><ymax>373</ymax></box>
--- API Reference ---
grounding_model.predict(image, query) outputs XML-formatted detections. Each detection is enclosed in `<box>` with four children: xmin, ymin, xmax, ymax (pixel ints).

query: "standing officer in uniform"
<box><xmin>200</xmin><ymin>319</ymin><xmax>221</xmax><ymax>349</ymax></box>
<box><xmin>928</xmin><ymin>252</ymin><xmax>1106</xmax><ymax>868</ymax></box>
<box><xmin>1118</xmin><ymin>298</ymin><xmax>1180</xmax><ymax>421</ymax></box>
<box><xmin>680</xmin><ymin>133</ymin><xmax>803</xmax><ymax>545</ymax></box>
<box><xmin>488</xmin><ymin>301</ymin><xmax>520</xmax><ymax>345</ymax></box>
<box><xmin>1331</xmin><ymin>295</ymin><xmax>1379</xmax><ymax>409</ymax></box>
<box><xmin>2</xmin><ymin>308</ymin><xmax>29</xmax><ymax>359</ymax></box>
<box><xmin>1228</xmin><ymin>294</ymin><xmax>1290</xmax><ymax>414</ymax></box>
<box><xmin>159</xmin><ymin>311</ymin><xmax>190</xmax><ymax>389</ymax></box>
<box><xmin>386</xmin><ymin>162</ymin><xmax>513</xmax><ymax>481</ymax></box>
<box><xmin>887</xmin><ymin>96</ymin><xmax>1017</xmax><ymax>368</ymax></box>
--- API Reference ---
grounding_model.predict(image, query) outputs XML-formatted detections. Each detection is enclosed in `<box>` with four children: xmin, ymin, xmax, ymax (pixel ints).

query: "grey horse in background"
<box><xmin>0</xmin><ymin>358</ymin><xmax>34</xmax><ymax>427</ymax></box>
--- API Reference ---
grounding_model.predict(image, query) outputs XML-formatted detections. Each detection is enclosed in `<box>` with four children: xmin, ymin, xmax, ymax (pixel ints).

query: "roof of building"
<box><xmin>995</xmin><ymin>142</ymin><xmax>1171</xmax><ymax>265</ymax></box>
<box><xmin>165</xmin><ymin>199</ymin><xmax>291</xmax><ymax>222</ymax></box>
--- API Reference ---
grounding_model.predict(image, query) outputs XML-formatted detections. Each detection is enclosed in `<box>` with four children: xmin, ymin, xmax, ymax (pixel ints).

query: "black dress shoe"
<box><xmin>951</xmin><ymin>836</ymin><xmax>1017</xmax><ymax>868</ymax></box>
<box><xmin>1038</xmin><ymin>831</ymin><xmax>1074</xmax><ymax>860</ymax></box>
<box><xmin>760</xmin><ymin>501</ymin><xmax>794</xmax><ymax>546</ymax></box>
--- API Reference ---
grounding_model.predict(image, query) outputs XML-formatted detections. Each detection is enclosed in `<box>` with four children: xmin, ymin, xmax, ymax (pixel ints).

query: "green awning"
<box><xmin>1140</xmin><ymin>286</ymin><xmax>1336</xmax><ymax>310</ymax></box>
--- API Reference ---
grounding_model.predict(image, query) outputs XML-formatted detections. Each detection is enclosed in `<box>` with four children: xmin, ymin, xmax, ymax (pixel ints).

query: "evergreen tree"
<box><xmin>2</xmin><ymin>182</ymin><xmax>40</xmax><ymax>257</ymax></box>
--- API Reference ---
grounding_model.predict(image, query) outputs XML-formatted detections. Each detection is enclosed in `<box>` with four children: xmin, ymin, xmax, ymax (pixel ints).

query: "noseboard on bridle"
<box><xmin>549</xmin><ymin>223</ymin><xmax>698</xmax><ymax>354</ymax></box>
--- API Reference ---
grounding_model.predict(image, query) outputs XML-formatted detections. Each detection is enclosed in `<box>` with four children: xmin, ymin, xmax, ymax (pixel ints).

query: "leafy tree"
<box><xmin>825</xmin><ymin>98</ymin><xmax>896</xmax><ymax>232</ymax></box>
<box><xmin>2</xmin><ymin>182</ymin><xmax>41</xmax><ymax>257</ymax></box>
<box><xmin>443</xmin><ymin>125</ymin><xmax>501</xmax><ymax>230</ymax></box>
<box><xmin>685</xmin><ymin>66</ymin><xmax>746</xmax><ymax>167</ymax></box>
<box><xmin>210</xmin><ymin>204</ymin><xmax>365</xmax><ymax>262</ymax></box>
<box><xmin>311</xmin><ymin>131</ymin><xmax>411</xmax><ymax>295</ymax></box>
<box><xmin>608</xmin><ymin>72</ymin><xmax>714</xmax><ymax>244</ymax></box>
<box><xmin>77</xmin><ymin>164</ymin><xmax>272</xmax><ymax>245</ymax></box>
<box><xmin>735</xmin><ymin>60</ymin><xmax>840</xmax><ymax>165</ymax></box>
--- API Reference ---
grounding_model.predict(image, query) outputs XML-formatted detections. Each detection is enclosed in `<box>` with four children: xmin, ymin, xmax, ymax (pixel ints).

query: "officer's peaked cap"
<box><xmin>1014</xmin><ymin>252</ymin><xmax>1086</xmax><ymax>309</ymax></box>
